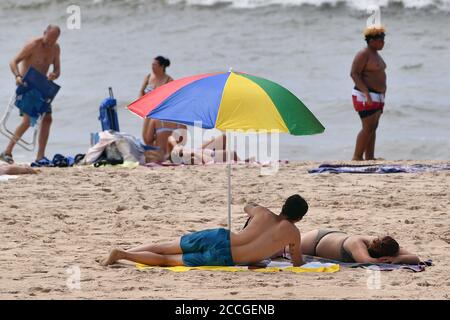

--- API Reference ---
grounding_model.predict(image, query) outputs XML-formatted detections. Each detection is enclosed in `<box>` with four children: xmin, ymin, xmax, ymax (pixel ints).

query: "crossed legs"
<box><xmin>99</xmin><ymin>239</ymin><xmax>184</xmax><ymax>267</ymax></box>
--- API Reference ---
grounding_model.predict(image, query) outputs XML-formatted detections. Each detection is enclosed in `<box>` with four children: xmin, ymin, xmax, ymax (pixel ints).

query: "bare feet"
<box><xmin>99</xmin><ymin>248</ymin><xmax>125</xmax><ymax>266</ymax></box>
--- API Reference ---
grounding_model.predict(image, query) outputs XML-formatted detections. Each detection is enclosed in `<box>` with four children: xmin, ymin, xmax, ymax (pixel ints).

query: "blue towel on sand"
<box><xmin>309</xmin><ymin>163</ymin><xmax>450</xmax><ymax>174</ymax></box>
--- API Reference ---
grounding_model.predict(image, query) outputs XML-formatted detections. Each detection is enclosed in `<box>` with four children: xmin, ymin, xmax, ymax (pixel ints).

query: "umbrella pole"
<box><xmin>227</xmin><ymin>131</ymin><xmax>232</xmax><ymax>230</ymax></box>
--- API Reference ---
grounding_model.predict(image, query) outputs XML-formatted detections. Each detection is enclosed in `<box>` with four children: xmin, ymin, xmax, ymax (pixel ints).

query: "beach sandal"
<box><xmin>31</xmin><ymin>156</ymin><xmax>51</xmax><ymax>168</ymax></box>
<box><xmin>0</xmin><ymin>152</ymin><xmax>14</xmax><ymax>164</ymax></box>
<box><xmin>93</xmin><ymin>159</ymin><xmax>109</xmax><ymax>167</ymax></box>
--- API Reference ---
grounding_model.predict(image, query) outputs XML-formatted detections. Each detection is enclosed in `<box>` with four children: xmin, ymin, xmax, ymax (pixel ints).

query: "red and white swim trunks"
<box><xmin>352</xmin><ymin>88</ymin><xmax>385</xmax><ymax>112</ymax></box>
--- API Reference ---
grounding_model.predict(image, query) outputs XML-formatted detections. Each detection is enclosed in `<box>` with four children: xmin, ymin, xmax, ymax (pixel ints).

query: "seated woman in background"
<box><xmin>139</xmin><ymin>55</ymin><xmax>174</xmax><ymax>148</ymax></box>
<box><xmin>143</xmin><ymin>118</ymin><xmax>187</xmax><ymax>162</ymax></box>
<box><xmin>139</xmin><ymin>55</ymin><xmax>173</xmax><ymax>97</ymax></box>
<box><xmin>272</xmin><ymin>228</ymin><xmax>421</xmax><ymax>264</ymax></box>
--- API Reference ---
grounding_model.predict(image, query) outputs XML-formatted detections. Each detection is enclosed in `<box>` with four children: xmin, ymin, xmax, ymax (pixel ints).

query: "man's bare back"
<box><xmin>230</xmin><ymin>204</ymin><xmax>303</xmax><ymax>266</ymax></box>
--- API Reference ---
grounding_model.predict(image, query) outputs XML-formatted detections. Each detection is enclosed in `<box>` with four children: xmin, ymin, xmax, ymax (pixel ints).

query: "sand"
<box><xmin>0</xmin><ymin>161</ymin><xmax>449</xmax><ymax>299</ymax></box>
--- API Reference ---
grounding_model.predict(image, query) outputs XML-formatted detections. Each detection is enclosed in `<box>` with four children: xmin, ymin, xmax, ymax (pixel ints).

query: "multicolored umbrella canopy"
<box><xmin>128</xmin><ymin>70</ymin><xmax>325</xmax><ymax>230</ymax></box>
<box><xmin>128</xmin><ymin>71</ymin><xmax>324</xmax><ymax>135</ymax></box>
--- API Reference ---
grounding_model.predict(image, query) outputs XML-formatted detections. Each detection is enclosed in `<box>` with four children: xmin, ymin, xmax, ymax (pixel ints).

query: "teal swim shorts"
<box><xmin>180</xmin><ymin>228</ymin><xmax>234</xmax><ymax>267</ymax></box>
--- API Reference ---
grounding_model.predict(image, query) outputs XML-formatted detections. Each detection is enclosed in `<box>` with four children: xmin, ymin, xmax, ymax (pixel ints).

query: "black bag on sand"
<box><xmin>105</xmin><ymin>142</ymin><xmax>124</xmax><ymax>165</ymax></box>
<box><xmin>93</xmin><ymin>142</ymin><xmax>124</xmax><ymax>167</ymax></box>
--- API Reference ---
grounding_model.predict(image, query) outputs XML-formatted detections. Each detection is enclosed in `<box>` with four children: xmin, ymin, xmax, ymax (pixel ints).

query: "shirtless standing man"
<box><xmin>0</xmin><ymin>25</ymin><xmax>61</xmax><ymax>164</ymax></box>
<box><xmin>99</xmin><ymin>194</ymin><xmax>309</xmax><ymax>267</ymax></box>
<box><xmin>350</xmin><ymin>25</ymin><xmax>387</xmax><ymax>161</ymax></box>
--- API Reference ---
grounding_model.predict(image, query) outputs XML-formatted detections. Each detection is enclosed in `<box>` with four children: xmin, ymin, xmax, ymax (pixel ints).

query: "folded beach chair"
<box><xmin>0</xmin><ymin>67</ymin><xmax>60</xmax><ymax>151</ymax></box>
<box><xmin>91</xmin><ymin>87</ymin><xmax>121</xmax><ymax>146</ymax></box>
<box><xmin>99</xmin><ymin>87</ymin><xmax>120</xmax><ymax>132</ymax></box>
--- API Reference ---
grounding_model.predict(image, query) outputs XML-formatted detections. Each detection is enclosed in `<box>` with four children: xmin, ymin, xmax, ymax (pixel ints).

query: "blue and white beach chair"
<box><xmin>99</xmin><ymin>87</ymin><xmax>120</xmax><ymax>132</ymax></box>
<box><xmin>91</xmin><ymin>87</ymin><xmax>121</xmax><ymax>146</ymax></box>
<box><xmin>0</xmin><ymin>67</ymin><xmax>60</xmax><ymax>151</ymax></box>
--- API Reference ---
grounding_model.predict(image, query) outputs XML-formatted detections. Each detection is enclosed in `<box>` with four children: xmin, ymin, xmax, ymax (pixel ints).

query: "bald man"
<box><xmin>0</xmin><ymin>25</ymin><xmax>61</xmax><ymax>165</ymax></box>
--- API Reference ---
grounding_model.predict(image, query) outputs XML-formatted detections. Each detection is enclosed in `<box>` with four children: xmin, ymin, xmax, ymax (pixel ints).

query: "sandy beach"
<box><xmin>0</xmin><ymin>160</ymin><xmax>449</xmax><ymax>300</ymax></box>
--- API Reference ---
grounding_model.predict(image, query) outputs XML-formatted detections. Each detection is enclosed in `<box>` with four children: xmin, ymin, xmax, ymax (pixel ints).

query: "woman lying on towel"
<box><xmin>0</xmin><ymin>163</ymin><xmax>37</xmax><ymax>175</ymax></box>
<box><xmin>167</xmin><ymin>133</ymin><xmax>239</xmax><ymax>165</ymax></box>
<box><xmin>273</xmin><ymin>229</ymin><xmax>420</xmax><ymax>264</ymax></box>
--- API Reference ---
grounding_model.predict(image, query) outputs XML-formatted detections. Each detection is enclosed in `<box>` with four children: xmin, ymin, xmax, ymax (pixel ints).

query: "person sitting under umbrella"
<box><xmin>99</xmin><ymin>194</ymin><xmax>308</xmax><ymax>267</ymax></box>
<box><xmin>143</xmin><ymin>118</ymin><xmax>187</xmax><ymax>161</ymax></box>
<box><xmin>272</xmin><ymin>228</ymin><xmax>420</xmax><ymax>264</ymax></box>
<box><xmin>140</xmin><ymin>56</ymin><xmax>174</xmax><ymax>146</ymax></box>
<box><xmin>139</xmin><ymin>56</ymin><xmax>184</xmax><ymax>160</ymax></box>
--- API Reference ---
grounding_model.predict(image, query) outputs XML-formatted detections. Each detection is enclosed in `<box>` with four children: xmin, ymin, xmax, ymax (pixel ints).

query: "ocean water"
<box><xmin>0</xmin><ymin>0</ymin><xmax>449</xmax><ymax>163</ymax></box>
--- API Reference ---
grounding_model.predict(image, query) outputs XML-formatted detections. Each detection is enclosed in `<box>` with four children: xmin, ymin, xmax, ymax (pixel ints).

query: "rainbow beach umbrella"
<box><xmin>128</xmin><ymin>70</ymin><xmax>324</xmax><ymax>135</ymax></box>
<box><xmin>127</xmin><ymin>70</ymin><xmax>325</xmax><ymax>228</ymax></box>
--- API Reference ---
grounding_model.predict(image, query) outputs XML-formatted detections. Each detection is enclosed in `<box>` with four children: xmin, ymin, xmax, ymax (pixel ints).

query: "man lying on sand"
<box><xmin>99</xmin><ymin>194</ymin><xmax>308</xmax><ymax>267</ymax></box>
<box><xmin>0</xmin><ymin>163</ymin><xmax>37</xmax><ymax>175</ymax></box>
<box><xmin>274</xmin><ymin>228</ymin><xmax>420</xmax><ymax>264</ymax></box>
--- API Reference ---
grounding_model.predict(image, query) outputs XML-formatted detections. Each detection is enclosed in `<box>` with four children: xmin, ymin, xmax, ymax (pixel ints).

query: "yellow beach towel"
<box><xmin>136</xmin><ymin>261</ymin><xmax>339</xmax><ymax>273</ymax></box>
